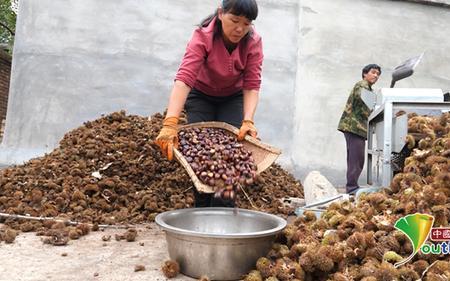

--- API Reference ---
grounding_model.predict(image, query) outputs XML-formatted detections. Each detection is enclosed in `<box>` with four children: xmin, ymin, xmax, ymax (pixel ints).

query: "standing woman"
<box><xmin>155</xmin><ymin>0</ymin><xmax>263</xmax><ymax>207</ymax></box>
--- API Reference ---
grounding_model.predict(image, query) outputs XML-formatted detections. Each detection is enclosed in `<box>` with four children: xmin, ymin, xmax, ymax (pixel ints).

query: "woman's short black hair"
<box><xmin>223</xmin><ymin>0</ymin><xmax>258</xmax><ymax>21</ymax></box>
<box><xmin>200</xmin><ymin>0</ymin><xmax>259</xmax><ymax>28</ymax></box>
<box><xmin>362</xmin><ymin>64</ymin><xmax>382</xmax><ymax>78</ymax></box>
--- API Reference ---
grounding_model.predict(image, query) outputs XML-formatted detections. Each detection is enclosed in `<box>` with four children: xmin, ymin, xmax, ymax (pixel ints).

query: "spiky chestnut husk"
<box><xmin>313</xmin><ymin>252</ymin><xmax>334</xmax><ymax>272</ymax></box>
<box><xmin>373</xmin><ymin>262</ymin><xmax>400</xmax><ymax>280</ymax></box>
<box><xmin>290</xmin><ymin>225</ymin><xmax>317</xmax><ymax>244</ymax></box>
<box><xmin>364</xmin><ymin>231</ymin><xmax>376</xmax><ymax>248</ymax></box>
<box><xmin>363</xmin><ymin>220</ymin><xmax>378</xmax><ymax>232</ymax></box>
<box><xmin>405</xmin><ymin>172</ymin><xmax>424</xmax><ymax>183</ymax></box>
<box><xmin>326</xmin><ymin>201</ymin><xmax>343</xmax><ymax>211</ymax></box>
<box><xmin>2</xmin><ymin>228</ymin><xmax>17</xmax><ymax>243</ymax></box>
<box><xmin>342</xmin><ymin>264</ymin><xmax>362</xmax><ymax>280</ymax></box>
<box><xmin>76</xmin><ymin>223</ymin><xmax>91</xmax><ymax>235</ymax></box>
<box><xmin>435</xmin><ymin>171</ymin><xmax>450</xmax><ymax>187</ymax></box>
<box><xmin>316</xmin><ymin>245</ymin><xmax>344</xmax><ymax>265</ymax></box>
<box><xmin>311</xmin><ymin>219</ymin><xmax>330</xmax><ymax>230</ymax></box>
<box><xmin>397</xmin><ymin>265</ymin><xmax>420</xmax><ymax>281</ymax></box>
<box><xmin>68</xmin><ymin>229</ymin><xmax>81</xmax><ymax>240</ymax></box>
<box><xmin>379</xmin><ymin>235</ymin><xmax>401</xmax><ymax>253</ymax></box>
<box><xmin>403</xmin><ymin>162</ymin><xmax>422</xmax><ymax>174</ymax></box>
<box><xmin>353</xmin><ymin>210</ymin><xmax>370</xmax><ymax>222</ymax></box>
<box><xmin>391</xmin><ymin>173</ymin><xmax>405</xmax><ymax>193</ymax></box>
<box><xmin>425</xmin><ymin>272</ymin><xmax>450</xmax><ymax>281</ymax></box>
<box><xmin>19</xmin><ymin>222</ymin><xmax>35</xmax><ymax>232</ymax></box>
<box><xmin>321</xmin><ymin>231</ymin><xmax>340</xmax><ymax>246</ymax></box>
<box><xmin>383</xmin><ymin>251</ymin><xmax>403</xmax><ymax>263</ymax></box>
<box><xmin>401</xmin><ymin>240</ymin><xmax>413</xmax><ymax>256</ymax></box>
<box><xmin>406</xmin><ymin>134</ymin><xmax>416</xmax><ymax>149</ymax></box>
<box><xmin>288</xmin><ymin>243</ymin><xmax>310</xmax><ymax>258</ymax></box>
<box><xmin>321</xmin><ymin>210</ymin><xmax>338</xmax><ymax>221</ymax></box>
<box><xmin>292</xmin><ymin>216</ymin><xmax>307</xmax><ymax>226</ymax></box>
<box><xmin>392</xmin><ymin>230</ymin><xmax>407</xmax><ymax>244</ymax></box>
<box><xmin>291</xmin><ymin>263</ymin><xmax>305</xmax><ymax>280</ymax></box>
<box><xmin>430</xmin><ymin>163</ymin><xmax>446</xmax><ymax>177</ymax></box>
<box><xmin>281</xmin><ymin>257</ymin><xmax>305</xmax><ymax>280</ymax></box>
<box><xmin>337</xmin><ymin>217</ymin><xmax>364</xmax><ymax>234</ymax></box>
<box><xmin>404</xmin><ymin>201</ymin><xmax>417</xmax><ymax>215</ymax></box>
<box><xmin>375</xmin><ymin>218</ymin><xmax>396</xmax><ymax>233</ymax></box>
<box><xmin>282</xmin><ymin>224</ymin><xmax>298</xmax><ymax>244</ymax></box>
<box><xmin>426</xmin><ymin>260</ymin><xmax>450</xmax><ymax>275</ymax></box>
<box><xmin>51</xmin><ymin>221</ymin><xmax>66</xmax><ymax>230</ymax></box>
<box><xmin>425</xmin><ymin>155</ymin><xmax>448</xmax><ymax>166</ymax></box>
<box><xmin>161</xmin><ymin>260</ymin><xmax>180</xmax><ymax>278</ymax></box>
<box><xmin>402</xmin><ymin>156</ymin><xmax>415</xmax><ymax>170</ymax></box>
<box><xmin>366</xmin><ymin>192</ymin><xmax>388</xmax><ymax>206</ymax></box>
<box><xmin>125</xmin><ymin>228</ymin><xmax>138</xmax><ymax>242</ymax></box>
<box><xmin>335</xmin><ymin>229</ymin><xmax>349</xmax><ymax>241</ymax></box>
<box><xmin>343</xmin><ymin>247</ymin><xmax>357</xmax><ymax>263</ymax></box>
<box><xmin>268</xmin><ymin>243</ymin><xmax>290</xmax><ymax>259</ymax></box>
<box><xmin>419</xmin><ymin>137</ymin><xmax>433</xmax><ymax>150</ymax></box>
<box><xmin>244</xmin><ymin>270</ymin><xmax>263</xmax><ymax>281</ymax></box>
<box><xmin>366</xmin><ymin>245</ymin><xmax>387</xmax><ymax>261</ymax></box>
<box><xmin>432</xmin><ymin>191</ymin><xmax>448</xmax><ymax>205</ymax></box>
<box><xmin>398</xmin><ymin>187</ymin><xmax>415</xmax><ymax>203</ymax></box>
<box><xmin>431</xmin><ymin>205</ymin><xmax>449</xmax><ymax>227</ymax></box>
<box><xmin>303</xmin><ymin>210</ymin><xmax>317</xmax><ymax>222</ymax></box>
<box><xmin>409</xmin><ymin>181</ymin><xmax>424</xmax><ymax>193</ymax></box>
<box><xmin>343</xmin><ymin>200</ymin><xmax>355</xmax><ymax>210</ymax></box>
<box><xmin>273</xmin><ymin>258</ymin><xmax>298</xmax><ymax>280</ymax></box>
<box><xmin>256</xmin><ymin>257</ymin><xmax>274</xmax><ymax>278</ymax></box>
<box><xmin>328</xmin><ymin>214</ymin><xmax>345</xmax><ymax>227</ymax></box>
<box><xmin>358</xmin><ymin>259</ymin><xmax>380</xmax><ymax>278</ymax></box>
<box><xmin>298</xmin><ymin>252</ymin><xmax>314</xmax><ymax>272</ymax></box>
<box><xmin>346</xmin><ymin>232</ymin><xmax>367</xmax><ymax>249</ymax></box>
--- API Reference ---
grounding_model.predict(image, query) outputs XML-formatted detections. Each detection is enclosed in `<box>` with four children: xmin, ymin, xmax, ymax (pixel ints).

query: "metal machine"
<box><xmin>362</xmin><ymin>54</ymin><xmax>450</xmax><ymax>187</ymax></box>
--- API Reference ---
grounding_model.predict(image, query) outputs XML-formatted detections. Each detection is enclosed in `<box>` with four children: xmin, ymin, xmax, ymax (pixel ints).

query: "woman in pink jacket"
<box><xmin>155</xmin><ymin>0</ymin><xmax>263</xmax><ymax>207</ymax></box>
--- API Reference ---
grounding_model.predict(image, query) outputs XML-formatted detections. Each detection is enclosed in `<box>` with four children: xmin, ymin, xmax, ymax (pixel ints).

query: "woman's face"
<box><xmin>218</xmin><ymin>10</ymin><xmax>252</xmax><ymax>44</ymax></box>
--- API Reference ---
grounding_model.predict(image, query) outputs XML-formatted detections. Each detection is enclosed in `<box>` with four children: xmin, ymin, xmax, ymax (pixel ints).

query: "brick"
<box><xmin>0</xmin><ymin>51</ymin><xmax>11</xmax><ymax>123</ymax></box>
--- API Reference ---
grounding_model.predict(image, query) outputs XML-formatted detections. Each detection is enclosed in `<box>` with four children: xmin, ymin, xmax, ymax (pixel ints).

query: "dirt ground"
<box><xmin>0</xmin><ymin>223</ymin><xmax>196</xmax><ymax>281</ymax></box>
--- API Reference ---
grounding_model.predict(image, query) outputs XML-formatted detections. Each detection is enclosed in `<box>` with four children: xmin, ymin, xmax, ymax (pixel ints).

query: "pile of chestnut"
<box><xmin>178</xmin><ymin>127</ymin><xmax>258</xmax><ymax>201</ymax></box>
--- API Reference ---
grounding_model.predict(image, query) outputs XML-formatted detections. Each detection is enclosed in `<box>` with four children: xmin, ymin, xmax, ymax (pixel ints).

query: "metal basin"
<box><xmin>155</xmin><ymin>207</ymin><xmax>286</xmax><ymax>280</ymax></box>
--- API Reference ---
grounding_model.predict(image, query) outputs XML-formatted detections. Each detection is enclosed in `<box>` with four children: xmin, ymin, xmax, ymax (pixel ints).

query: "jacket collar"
<box><xmin>359</xmin><ymin>79</ymin><xmax>373</xmax><ymax>91</ymax></box>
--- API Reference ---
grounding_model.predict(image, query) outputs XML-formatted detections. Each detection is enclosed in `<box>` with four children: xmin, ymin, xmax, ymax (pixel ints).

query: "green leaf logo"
<box><xmin>393</xmin><ymin>213</ymin><xmax>434</xmax><ymax>267</ymax></box>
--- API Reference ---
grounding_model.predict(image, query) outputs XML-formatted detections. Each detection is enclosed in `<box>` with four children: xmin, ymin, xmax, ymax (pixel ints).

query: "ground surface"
<box><xmin>0</xmin><ymin>223</ymin><xmax>196</xmax><ymax>281</ymax></box>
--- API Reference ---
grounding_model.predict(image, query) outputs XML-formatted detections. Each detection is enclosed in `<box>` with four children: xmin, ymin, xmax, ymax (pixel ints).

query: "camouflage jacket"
<box><xmin>337</xmin><ymin>80</ymin><xmax>373</xmax><ymax>139</ymax></box>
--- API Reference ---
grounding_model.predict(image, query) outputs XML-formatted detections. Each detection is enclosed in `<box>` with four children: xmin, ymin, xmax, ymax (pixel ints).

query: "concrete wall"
<box><xmin>0</xmin><ymin>50</ymin><xmax>11</xmax><ymax>141</ymax></box>
<box><xmin>0</xmin><ymin>0</ymin><xmax>300</xmax><ymax>167</ymax></box>
<box><xmin>1</xmin><ymin>0</ymin><xmax>449</xmax><ymax>186</ymax></box>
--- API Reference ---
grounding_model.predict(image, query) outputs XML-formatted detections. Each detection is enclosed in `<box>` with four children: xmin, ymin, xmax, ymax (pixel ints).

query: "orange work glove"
<box><xmin>237</xmin><ymin>119</ymin><xmax>257</xmax><ymax>141</ymax></box>
<box><xmin>155</xmin><ymin>117</ymin><xmax>179</xmax><ymax>161</ymax></box>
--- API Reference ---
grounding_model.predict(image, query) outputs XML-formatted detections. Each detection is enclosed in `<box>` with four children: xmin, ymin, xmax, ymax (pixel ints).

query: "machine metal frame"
<box><xmin>367</xmin><ymin>101</ymin><xmax>450</xmax><ymax>187</ymax></box>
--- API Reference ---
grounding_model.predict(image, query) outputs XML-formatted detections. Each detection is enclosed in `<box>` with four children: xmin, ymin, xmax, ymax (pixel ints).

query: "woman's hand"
<box><xmin>237</xmin><ymin>119</ymin><xmax>257</xmax><ymax>140</ymax></box>
<box><xmin>155</xmin><ymin>117</ymin><xmax>179</xmax><ymax>160</ymax></box>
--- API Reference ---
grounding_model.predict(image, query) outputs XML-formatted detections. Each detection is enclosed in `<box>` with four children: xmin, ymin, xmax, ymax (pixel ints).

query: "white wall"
<box><xmin>2</xmin><ymin>0</ymin><xmax>449</xmax><ymax>186</ymax></box>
